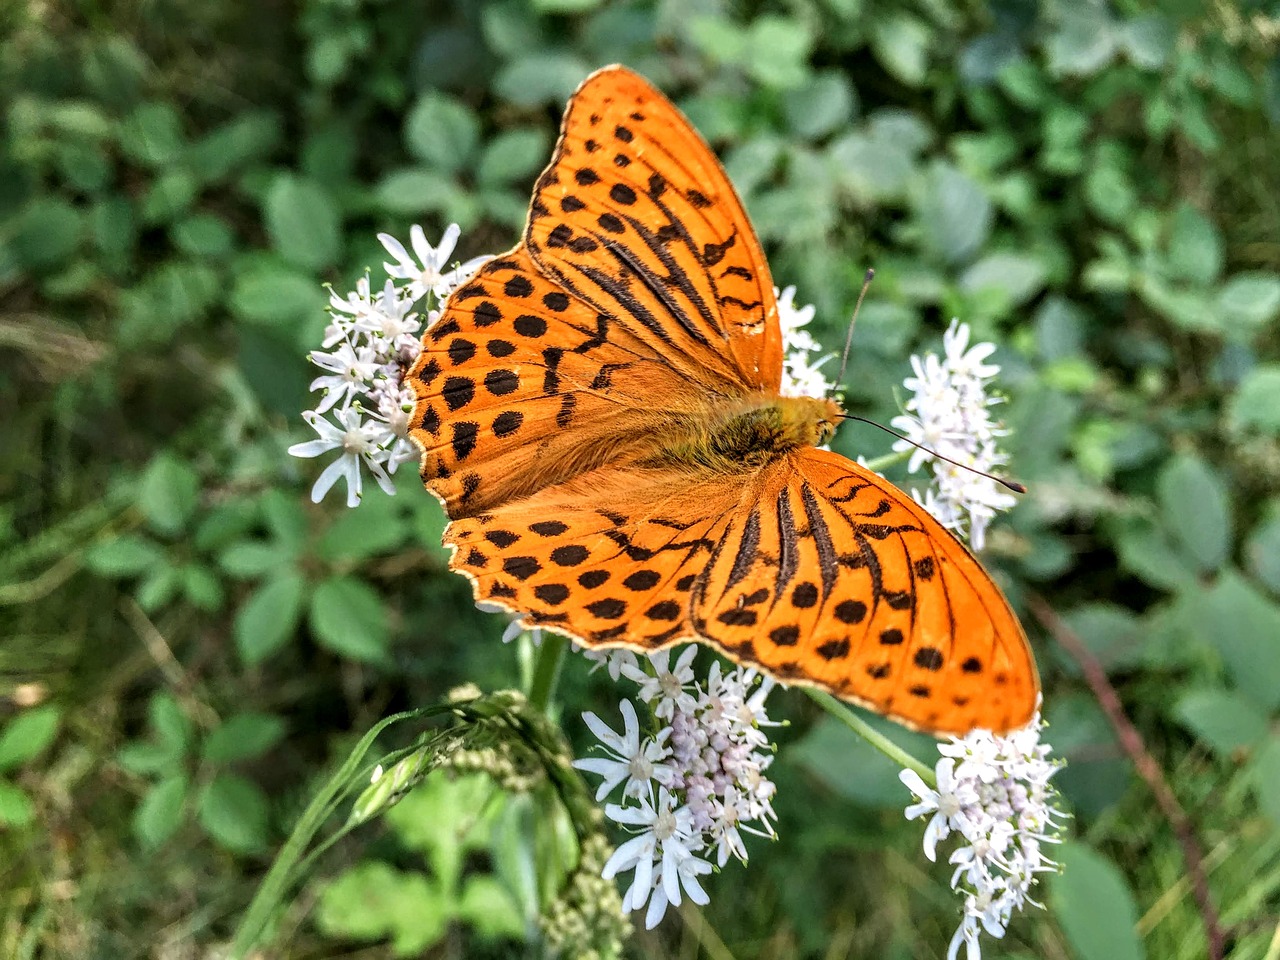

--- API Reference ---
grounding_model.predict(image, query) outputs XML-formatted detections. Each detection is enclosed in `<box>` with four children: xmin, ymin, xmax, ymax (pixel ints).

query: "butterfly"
<box><xmin>407</xmin><ymin>65</ymin><xmax>1039</xmax><ymax>736</ymax></box>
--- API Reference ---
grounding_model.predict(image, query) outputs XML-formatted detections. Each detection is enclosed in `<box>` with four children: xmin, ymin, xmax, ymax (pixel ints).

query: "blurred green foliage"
<box><xmin>2</xmin><ymin>0</ymin><xmax>1280</xmax><ymax>957</ymax></box>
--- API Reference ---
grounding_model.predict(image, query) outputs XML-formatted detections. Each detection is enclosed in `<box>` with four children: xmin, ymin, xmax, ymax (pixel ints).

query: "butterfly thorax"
<box><xmin>641</xmin><ymin>395</ymin><xmax>844</xmax><ymax>472</ymax></box>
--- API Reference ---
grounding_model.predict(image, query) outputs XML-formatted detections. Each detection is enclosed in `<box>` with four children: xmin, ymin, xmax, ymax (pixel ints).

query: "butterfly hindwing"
<box><xmin>693</xmin><ymin>449</ymin><xmax>1038</xmax><ymax>736</ymax></box>
<box><xmin>527</xmin><ymin>66</ymin><xmax>783</xmax><ymax>392</ymax></box>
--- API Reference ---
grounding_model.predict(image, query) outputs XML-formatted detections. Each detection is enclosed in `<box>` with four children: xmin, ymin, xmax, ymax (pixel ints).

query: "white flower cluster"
<box><xmin>572</xmin><ymin>647</ymin><xmax>780</xmax><ymax>930</ymax></box>
<box><xmin>288</xmin><ymin>224</ymin><xmax>489</xmax><ymax>507</ymax></box>
<box><xmin>776</xmin><ymin>285</ymin><xmax>836</xmax><ymax>399</ymax></box>
<box><xmin>899</xmin><ymin>714</ymin><xmax>1065</xmax><ymax>960</ymax></box>
<box><xmin>891</xmin><ymin>319</ymin><xmax>1016</xmax><ymax>550</ymax></box>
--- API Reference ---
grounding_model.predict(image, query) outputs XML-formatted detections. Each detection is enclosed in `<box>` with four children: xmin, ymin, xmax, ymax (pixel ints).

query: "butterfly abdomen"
<box><xmin>643</xmin><ymin>395</ymin><xmax>843</xmax><ymax>472</ymax></box>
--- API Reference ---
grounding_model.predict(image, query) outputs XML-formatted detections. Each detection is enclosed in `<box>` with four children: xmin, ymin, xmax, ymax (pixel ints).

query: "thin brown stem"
<box><xmin>1027</xmin><ymin>594</ymin><xmax>1226</xmax><ymax>960</ymax></box>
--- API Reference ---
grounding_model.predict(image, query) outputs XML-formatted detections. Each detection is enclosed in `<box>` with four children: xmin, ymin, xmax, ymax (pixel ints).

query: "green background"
<box><xmin>3</xmin><ymin>0</ymin><xmax>1280</xmax><ymax>957</ymax></box>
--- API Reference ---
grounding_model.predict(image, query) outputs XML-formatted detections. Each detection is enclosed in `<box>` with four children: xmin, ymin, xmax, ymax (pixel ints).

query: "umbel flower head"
<box><xmin>288</xmin><ymin>225</ymin><xmax>489</xmax><ymax>506</ymax></box>
<box><xmin>573</xmin><ymin>647</ymin><xmax>780</xmax><ymax>930</ymax></box>
<box><xmin>899</xmin><ymin>712</ymin><xmax>1066</xmax><ymax>960</ymax></box>
<box><xmin>892</xmin><ymin>319</ymin><xmax>1016</xmax><ymax>550</ymax></box>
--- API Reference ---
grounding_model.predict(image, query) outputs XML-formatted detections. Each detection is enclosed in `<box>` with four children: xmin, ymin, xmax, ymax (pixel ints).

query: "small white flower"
<box><xmin>288</xmin><ymin>408</ymin><xmax>396</xmax><ymax>508</ymax></box>
<box><xmin>579</xmin><ymin>647</ymin><xmax>640</xmax><ymax>681</ymax></box>
<box><xmin>622</xmin><ymin>647</ymin><xmax>699</xmax><ymax>720</ymax></box>
<box><xmin>307</xmin><ymin>341</ymin><xmax>381</xmax><ymax>414</ymax></box>
<box><xmin>573</xmin><ymin>700</ymin><xmax>674</xmax><ymax>801</ymax></box>
<box><xmin>379</xmin><ymin>223</ymin><xmax>491</xmax><ymax>302</ymax></box>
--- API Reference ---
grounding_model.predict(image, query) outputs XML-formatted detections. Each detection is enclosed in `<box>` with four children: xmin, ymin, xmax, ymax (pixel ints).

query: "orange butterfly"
<box><xmin>407</xmin><ymin>65</ymin><xmax>1038</xmax><ymax>736</ymax></box>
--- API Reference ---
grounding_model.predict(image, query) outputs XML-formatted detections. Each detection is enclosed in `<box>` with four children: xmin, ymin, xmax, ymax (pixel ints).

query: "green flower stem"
<box><xmin>804</xmin><ymin>688</ymin><xmax>936</xmax><ymax>787</ymax></box>
<box><xmin>528</xmin><ymin>632</ymin><xmax>569</xmax><ymax>712</ymax></box>
<box><xmin>862</xmin><ymin>449</ymin><xmax>910</xmax><ymax>474</ymax></box>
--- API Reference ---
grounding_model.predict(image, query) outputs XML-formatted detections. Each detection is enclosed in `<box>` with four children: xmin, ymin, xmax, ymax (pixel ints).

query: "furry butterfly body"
<box><xmin>407</xmin><ymin>65</ymin><xmax>1038</xmax><ymax>736</ymax></box>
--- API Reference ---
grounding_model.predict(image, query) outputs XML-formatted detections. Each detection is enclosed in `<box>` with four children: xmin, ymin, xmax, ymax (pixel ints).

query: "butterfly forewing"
<box><xmin>693</xmin><ymin>449</ymin><xmax>1037</xmax><ymax>736</ymax></box>
<box><xmin>527</xmin><ymin>67</ymin><xmax>782</xmax><ymax>392</ymax></box>
<box><xmin>408</xmin><ymin>248</ymin><xmax>702</xmax><ymax>518</ymax></box>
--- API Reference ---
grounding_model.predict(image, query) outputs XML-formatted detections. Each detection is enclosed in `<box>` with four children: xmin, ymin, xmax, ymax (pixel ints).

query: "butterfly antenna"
<box><xmin>838</xmin><ymin>415</ymin><xmax>1027</xmax><ymax>494</ymax></box>
<box><xmin>836</xmin><ymin>268</ymin><xmax>876</xmax><ymax>386</ymax></box>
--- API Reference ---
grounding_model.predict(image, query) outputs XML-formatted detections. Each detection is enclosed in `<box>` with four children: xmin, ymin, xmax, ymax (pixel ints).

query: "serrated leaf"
<box><xmin>1157</xmin><ymin>454</ymin><xmax>1231</xmax><ymax>574</ymax></box>
<box><xmin>0</xmin><ymin>705</ymin><xmax>61</xmax><ymax>771</ymax></box>
<box><xmin>234</xmin><ymin>573</ymin><xmax>306</xmax><ymax>665</ymax></box>
<box><xmin>1174</xmin><ymin>689</ymin><xmax>1269</xmax><ymax>757</ymax></box>
<box><xmin>138</xmin><ymin>453</ymin><xmax>200</xmax><ymax>536</ymax></box>
<box><xmin>264</xmin><ymin>174</ymin><xmax>341</xmax><ymax>270</ymax></box>
<box><xmin>197</xmin><ymin>772</ymin><xmax>270</xmax><ymax>854</ymax></box>
<box><xmin>309</xmin><ymin>576</ymin><xmax>390</xmax><ymax>663</ymax></box>
<box><xmin>1228</xmin><ymin>365</ymin><xmax>1280</xmax><ymax>435</ymax></box>
<box><xmin>133</xmin><ymin>774</ymin><xmax>188</xmax><ymax>849</ymax></box>
<box><xmin>202</xmin><ymin>713</ymin><xmax>287</xmax><ymax>765</ymax></box>
<box><xmin>1050</xmin><ymin>841</ymin><xmax>1144</xmax><ymax>960</ymax></box>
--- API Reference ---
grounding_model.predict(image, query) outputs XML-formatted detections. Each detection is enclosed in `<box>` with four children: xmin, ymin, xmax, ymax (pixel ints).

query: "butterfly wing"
<box><xmin>692</xmin><ymin>448</ymin><xmax>1038</xmax><ymax>736</ymax></box>
<box><xmin>408</xmin><ymin>248</ymin><xmax>711</xmax><ymax>518</ymax></box>
<box><xmin>526</xmin><ymin>65</ymin><xmax>783</xmax><ymax>391</ymax></box>
<box><xmin>444</xmin><ymin>465</ymin><xmax>742</xmax><ymax>648</ymax></box>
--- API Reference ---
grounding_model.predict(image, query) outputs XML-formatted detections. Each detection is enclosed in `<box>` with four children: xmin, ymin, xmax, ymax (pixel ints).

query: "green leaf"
<box><xmin>1157</xmin><ymin>453</ymin><xmax>1231</xmax><ymax>575</ymax></box>
<box><xmin>138</xmin><ymin>453</ymin><xmax>201</xmax><ymax>536</ymax></box>
<box><xmin>84</xmin><ymin>534</ymin><xmax>165</xmax><ymax>578</ymax></box>
<box><xmin>316</xmin><ymin>498</ymin><xmax>406</xmax><ymax>563</ymax></box>
<box><xmin>187</xmin><ymin>110</ymin><xmax>282</xmax><ymax>182</ymax></box>
<box><xmin>1173</xmin><ymin>689</ymin><xmax>1269</xmax><ymax>757</ymax></box>
<box><xmin>405</xmin><ymin>94</ymin><xmax>479</xmax><ymax>174</ymax></box>
<box><xmin>829</xmin><ymin>133</ymin><xmax>914</xmax><ymax>202</ymax></box>
<box><xmin>1119</xmin><ymin>15</ymin><xmax>1174</xmax><ymax>69</ymax></box>
<box><xmin>119</xmin><ymin>102</ymin><xmax>184</xmax><ymax>167</ymax></box>
<box><xmin>871</xmin><ymin>13</ymin><xmax>932</xmax><ymax>87</ymax></box>
<box><xmin>783</xmin><ymin>72</ymin><xmax>855</xmax><ymax>140</ymax></box>
<box><xmin>917</xmin><ymin>163</ymin><xmax>991</xmax><ymax>265</ymax></box>
<box><xmin>181</xmin><ymin>565</ymin><xmax>223</xmax><ymax>611</ymax></box>
<box><xmin>117</xmin><ymin>740</ymin><xmax>181</xmax><ymax>775</ymax></box>
<box><xmin>1246</xmin><ymin>510</ymin><xmax>1280</xmax><ymax>596</ymax></box>
<box><xmin>1165</xmin><ymin>203</ymin><xmax>1222</xmax><ymax>285</ymax></box>
<box><xmin>1050</xmin><ymin>841</ymin><xmax>1145</xmax><ymax>960</ymax></box>
<box><xmin>959</xmin><ymin>252</ymin><xmax>1048</xmax><ymax>307</ymax></box>
<box><xmin>117</xmin><ymin>262</ymin><xmax>220</xmax><ymax>344</ymax></box>
<box><xmin>260</xmin><ymin>490</ymin><xmax>308</xmax><ymax>552</ymax></box>
<box><xmin>494</xmin><ymin>55</ymin><xmax>591</xmax><ymax>108</ymax></box>
<box><xmin>458</xmin><ymin>875</ymin><xmax>524</xmax><ymax>940</ymax></box>
<box><xmin>197</xmin><ymin>772</ymin><xmax>270</xmax><ymax>854</ymax></box>
<box><xmin>234</xmin><ymin>573</ymin><xmax>306</xmax><ymax>665</ymax></box>
<box><xmin>477</xmin><ymin>128</ymin><xmax>549</xmax><ymax>186</ymax></box>
<box><xmin>202</xmin><ymin>713</ymin><xmax>287</xmax><ymax>765</ymax></box>
<box><xmin>229</xmin><ymin>266</ymin><xmax>326</xmax><ymax>327</ymax></box>
<box><xmin>133</xmin><ymin>774</ymin><xmax>189</xmax><ymax>849</ymax></box>
<box><xmin>745</xmin><ymin>16</ymin><xmax>814</xmax><ymax>90</ymax></box>
<box><xmin>172</xmin><ymin>214</ymin><xmax>235</xmax><ymax>258</ymax></box>
<box><xmin>1188</xmin><ymin>574</ymin><xmax>1280</xmax><ymax>711</ymax></box>
<box><xmin>376</xmin><ymin>168</ymin><xmax>476</xmax><ymax>222</ymax></box>
<box><xmin>263</xmin><ymin>174</ymin><xmax>341</xmax><ymax>270</ymax></box>
<box><xmin>218</xmin><ymin>541</ymin><xmax>291</xmax><ymax>580</ymax></box>
<box><xmin>1216</xmin><ymin>272</ymin><xmax>1280</xmax><ymax>334</ymax></box>
<box><xmin>140</xmin><ymin>169</ymin><xmax>198</xmax><ymax>225</ymax></box>
<box><xmin>309</xmin><ymin>576</ymin><xmax>390</xmax><ymax>663</ymax></box>
<box><xmin>1046</xmin><ymin>8</ymin><xmax>1118</xmax><ymax>77</ymax></box>
<box><xmin>0</xmin><ymin>705</ymin><xmax>61</xmax><ymax>771</ymax></box>
<box><xmin>0</xmin><ymin>781</ymin><xmax>36</xmax><ymax>829</ymax></box>
<box><xmin>315</xmin><ymin>862</ymin><xmax>449</xmax><ymax>954</ymax></box>
<box><xmin>11</xmin><ymin>197</ymin><xmax>82</xmax><ymax>271</ymax></box>
<box><xmin>137</xmin><ymin>702</ymin><xmax>187</xmax><ymax>767</ymax></box>
<box><xmin>1228</xmin><ymin>365</ymin><xmax>1280</xmax><ymax>435</ymax></box>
